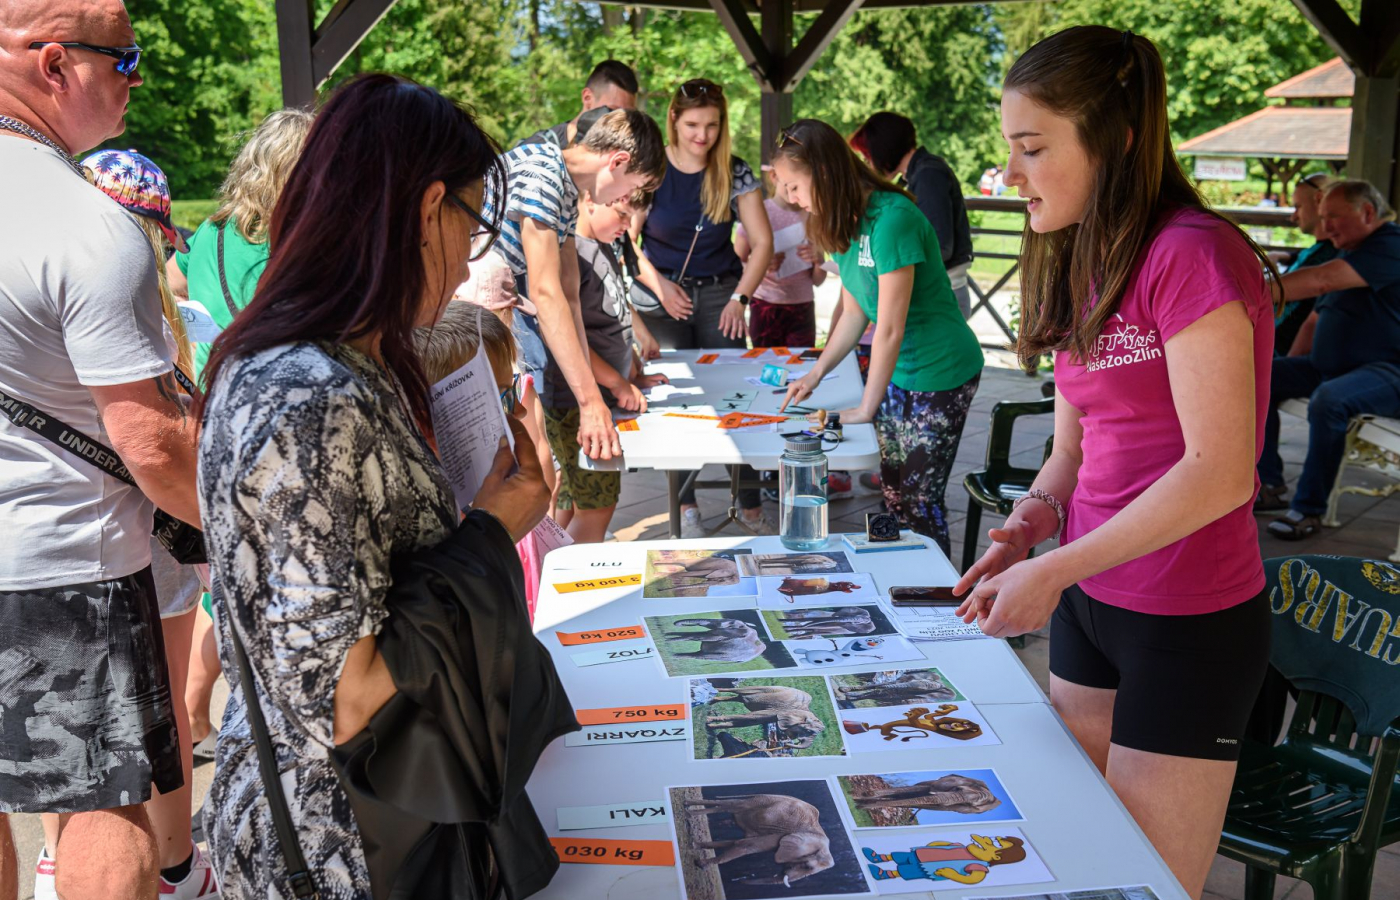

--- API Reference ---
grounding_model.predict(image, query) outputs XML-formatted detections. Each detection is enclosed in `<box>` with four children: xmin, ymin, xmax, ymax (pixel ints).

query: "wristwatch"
<box><xmin>731</xmin><ymin>293</ymin><xmax>750</xmax><ymax>306</ymax></box>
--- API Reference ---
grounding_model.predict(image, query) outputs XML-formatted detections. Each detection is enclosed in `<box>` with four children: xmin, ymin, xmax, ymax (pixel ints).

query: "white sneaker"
<box><xmin>33</xmin><ymin>849</ymin><xmax>56</xmax><ymax>900</ymax></box>
<box><xmin>159</xmin><ymin>842</ymin><xmax>221</xmax><ymax>898</ymax></box>
<box><xmin>680</xmin><ymin>508</ymin><xmax>705</xmax><ymax>538</ymax></box>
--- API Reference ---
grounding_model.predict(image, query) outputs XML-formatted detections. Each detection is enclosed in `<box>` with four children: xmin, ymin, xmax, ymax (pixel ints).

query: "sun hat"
<box><xmin>453</xmin><ymin>250</ymin><xmax>537</xmax><ymax>315</ymax></box>
<box><xmin>80</xmin><ymin>148</ymin><xmax>189</xmax><ymax>253</ymax></box>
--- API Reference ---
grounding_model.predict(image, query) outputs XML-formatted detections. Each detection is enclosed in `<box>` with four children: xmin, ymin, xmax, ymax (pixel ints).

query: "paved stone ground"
<box><xmin>7</xmin><ymin>356</ymin><xmax>1398</xmax><ymax>899</ymax></box>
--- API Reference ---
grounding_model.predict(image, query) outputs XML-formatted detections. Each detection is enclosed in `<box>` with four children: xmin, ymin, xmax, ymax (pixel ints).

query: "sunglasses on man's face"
<box><xmin>29</xmin><ymin>41</ymin><xmax>142</xmax><ymax>76</ymax></box>
<box><xmin>444</xmin><ymin>192</ymin><xmax>500</xmax><ymax>262</ymax></box>
<box><xmin>679</xmin><ymin>81</ymin><xmax>722</xmax><ymax>100</ymax></box>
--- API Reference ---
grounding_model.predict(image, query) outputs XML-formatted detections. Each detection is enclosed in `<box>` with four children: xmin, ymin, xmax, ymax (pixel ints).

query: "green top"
<box><xmin>175</xmin><ymin>216</ymin><xmax>269</xmax><ymax>381</ymax></box>
<box><xmin>832</xmin><ymin>190</ymin><xmax>983</xmax><ymax>392</ymax></box>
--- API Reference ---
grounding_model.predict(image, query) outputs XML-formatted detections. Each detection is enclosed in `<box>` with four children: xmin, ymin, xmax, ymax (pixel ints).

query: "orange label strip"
<box><xmin>742</xmin><ymin>348</ymin><xmax>768</xmax><ymax>358</ymax></box>
<box><xmin>551</xmin><ymin>837</ymin><xmax>675</xmax><ymax>867</ymax></box>
<box><xmin>575</xmin><ymin>704</ymin><xmax>686</xmax><ymax>726</ymax></box>
<box><xmin>553</xmin><ymin>573</ymin><xmax>643</xmax><ymax>594</ymax></box>
<box><xmin>616</xmin><ymin>418</ymin><xmax>640</xmax><ymax>432</ymax></box>
<box><xmin>718</xmin><ymin>412</ymin><xmax>790</xmax><ymax>429</ymax></box>
<box><xmin>771</xmin><ymin>347</ymin><xmax>791</xmax><ymax>357</ymax></box>
<box><xmin>556</xmin><ymin>624</ymin><xmax>646</xmax><ymax>646</ymax></box>
<box><xmin>787</xmin><ymin>355</ymin><xmax>804</xmax><ymax>365</ymax></box>
<box><xmin>663</xmin><ymin>412</ymin><xmax>721</xmax><ymax>421</ymax></box>
<box><xmin>696</xmin><ymin>353</ymin><xmax>719</xmax><ymax>364</ymax></box>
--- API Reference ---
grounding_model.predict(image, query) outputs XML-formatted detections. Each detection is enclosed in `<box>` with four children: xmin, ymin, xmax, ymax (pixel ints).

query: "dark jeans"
<box><xmin>643</xmin><ymin>274</ymin><xmax>760</xmax><ymax>509</ymax></box>
<box><xmin>1259</xmin><ymin>356</ymin><xmax>1400</xmax><ymax>515</ymax></box>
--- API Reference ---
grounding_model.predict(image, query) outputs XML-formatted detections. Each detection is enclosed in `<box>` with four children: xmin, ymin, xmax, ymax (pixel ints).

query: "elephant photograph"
<box><xmin>668</xmin><ymin>780</ymin><xmax>869</xmax><ymax>899</ymax></box>
<box><xmin>759</xmin><ymin>604</ymin><xmax>899</xmax><ymax>640</ymax></box>
<box><xmin>830</xmin><ymin>667</ymin><xmax>966</xmax><ymax>710</ymax></box>
<box><xmin>689</xmin><ymin>676</ymin><xmax>845</xmax><ymax>760</ymax></box>
<box><xmin>645</xmin><ymin>610</ymin><xmax>798</xmax><ymax>678</ymax></box>
<box><xmin>836</xmin><ymin>769</ymin><xmax>1024</xmax><ymax>828</ymax></box>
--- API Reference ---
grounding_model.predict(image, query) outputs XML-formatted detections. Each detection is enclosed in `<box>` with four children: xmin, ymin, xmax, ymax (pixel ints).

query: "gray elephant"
<box><xmin>834</xmin><ymin>670</ymin><xmax>956</xmax><ymax>707</ymax></box>
<box><xmin>852</xmin><ymin>774</ymin><xmax>1001</xmax><ymax>815</ymax></box>
<box><xmin>778</xmin><ymin>606</ymin><xmax>875</xmax><ymax>637</ymax></box>
<box><xmin>666</xmin><ymin>618</ymin><xmax>765</xmax><ymax>662</ymax></box>
<box><xmin>684</xmin><ymin>793</ymin><xmax>834</xmax><ymax>886</ymax></box>
<box><xmin>704</xmin><ymin>685</ymin><xmax>826</xmax><ymax>747</ymax></box>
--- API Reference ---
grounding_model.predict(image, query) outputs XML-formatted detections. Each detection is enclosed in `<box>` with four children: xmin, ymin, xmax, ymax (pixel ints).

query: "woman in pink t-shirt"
<box><xmin>954</xmin><ymin>27</ymin><xmax>1277</xmax><ymax>899</ymax></box>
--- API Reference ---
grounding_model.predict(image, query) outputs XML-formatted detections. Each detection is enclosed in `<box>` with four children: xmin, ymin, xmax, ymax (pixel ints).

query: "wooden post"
<box><xmin>760</xmin><ymin>0</ymin><xmax>794</xmax><ymax>164</ymax></box>
<box><xmin>276</xmin><ymin>0</ymin><xmax>317</xmax><ymax>108</ymax></box>
<box><xmin>1348</xmin><ymin>74</ymin><xmax>1400</xmax><ymax>206</ymax></box>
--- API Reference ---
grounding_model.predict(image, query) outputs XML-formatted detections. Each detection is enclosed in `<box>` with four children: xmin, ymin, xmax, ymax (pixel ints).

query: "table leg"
<box><xmin>667</xmin><ymin>470</ymin><xmax>682</xmax><ymax>539</ymax></box>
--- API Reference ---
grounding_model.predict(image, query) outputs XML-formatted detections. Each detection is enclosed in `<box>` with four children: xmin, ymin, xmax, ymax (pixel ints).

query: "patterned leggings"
<box><xmin>874</xmin><ymin>374</ymin><xmax>980</xmax><ymax>555</ymax></box>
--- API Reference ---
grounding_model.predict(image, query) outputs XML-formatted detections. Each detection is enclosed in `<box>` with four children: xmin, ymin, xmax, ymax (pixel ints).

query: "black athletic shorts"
<box><xmin>1049</xmin><ymin>583</ymin><xmax>1271</xmax><ymax>761</ymax></box>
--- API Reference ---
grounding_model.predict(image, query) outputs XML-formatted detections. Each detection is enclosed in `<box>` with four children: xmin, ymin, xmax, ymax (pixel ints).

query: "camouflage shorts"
<box><xmin>0</xmin><ymin>567</ymin><xmax>183</xmax><ymax>813</ymax></box>
<box><xmin>543</xmin><ymin>405</ymin><xmax>621</xmax><ymax>511</ymax></box>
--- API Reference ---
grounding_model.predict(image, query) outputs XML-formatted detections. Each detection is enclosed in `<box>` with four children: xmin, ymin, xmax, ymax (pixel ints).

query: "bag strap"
<box><xmin>0</xmin><ymin>387</ymin><xmax>138</xmax><ymax>487</ymax></box>
<box><xmin>673</xmin><ymin>211</ymin><xmax>706</xmax><ymax>285</ymax></box>
<box><xmin>225</xmin><ymin>616</ymin><xmax>321</xmax><ymax>899</ymax></box>
<box><xmin>216</xmin><ymin>222</ymin><xmax>241</xmax><ymax>321</ymax></box>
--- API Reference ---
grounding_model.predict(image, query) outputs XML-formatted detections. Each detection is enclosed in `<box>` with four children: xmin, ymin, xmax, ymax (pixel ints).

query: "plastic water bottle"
<box><xmin>779</xmin><ymin>433</ymin><xmax>829</xmax><ymax>550</ymax></box>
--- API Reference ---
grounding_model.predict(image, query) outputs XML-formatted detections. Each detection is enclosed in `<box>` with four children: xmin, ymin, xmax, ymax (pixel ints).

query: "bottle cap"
<box><xmin>784</xmin><ymin>433</ymin><xmax>823</xmax><ymax>454</ymax></box>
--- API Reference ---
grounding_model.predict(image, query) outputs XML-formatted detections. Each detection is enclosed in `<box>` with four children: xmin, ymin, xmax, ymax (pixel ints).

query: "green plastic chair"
<box><xmin>960</xmin><ymin>398</ymin><xmax>1055</xmax><ymax>575</ymax></box>
<box><xmin>1219</xmin><ymin>555</ymin><xmax>1400</xmax><ymax>900</ymax></box>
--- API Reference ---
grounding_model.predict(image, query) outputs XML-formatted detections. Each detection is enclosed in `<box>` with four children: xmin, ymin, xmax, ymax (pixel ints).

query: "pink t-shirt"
<box><xmin>736</xmin><ymin>198</ymin><xmax>815</xmax><ymax>305</ymax></box>
<box><xmin>1055</xmin><ymin>207</ymin><xmax>1273</xmax><ymax>615</ymax></box>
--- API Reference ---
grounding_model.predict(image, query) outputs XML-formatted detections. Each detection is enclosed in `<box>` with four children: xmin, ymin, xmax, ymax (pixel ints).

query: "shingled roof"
<box><xmin>1178</xmin><ymin>106</ymin><xmax>1350</xmax><ymax>160</ymax></box>
<box><xmin>1265</xmin><ymin>58</ymin><xmax>1354</xmax><ymax>100</ymax></box>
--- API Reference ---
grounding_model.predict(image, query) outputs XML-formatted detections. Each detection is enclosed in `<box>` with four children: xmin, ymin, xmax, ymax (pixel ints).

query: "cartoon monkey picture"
<box><xmin>842</xmin><ymin>705</ymin><xmax>985</xmax><ymax>742</ymax></box>
<box><xmin>863</xmin><ymin>834</ymin><xmax>1027</xmax><ymax>885</ymax></box>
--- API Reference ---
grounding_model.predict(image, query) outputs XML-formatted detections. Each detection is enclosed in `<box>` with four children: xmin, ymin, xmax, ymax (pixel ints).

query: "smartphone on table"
<box><xmin>888</xmin><ymin>585</ymin><xmax>964</xmax><ymax>607</ymax></box>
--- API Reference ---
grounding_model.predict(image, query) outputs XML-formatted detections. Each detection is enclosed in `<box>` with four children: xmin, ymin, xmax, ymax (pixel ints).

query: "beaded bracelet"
<box><xmin>1013</xmin><ymin>488</ymin><xmax>1067</xmax><ymax>540</ymax></box>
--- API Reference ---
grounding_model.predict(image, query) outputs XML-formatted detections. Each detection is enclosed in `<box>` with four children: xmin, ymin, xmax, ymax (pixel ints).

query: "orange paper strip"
<box><xmin>575</xmin><ymin>704</ymin><xmax>686</xmax><ymax>726</ymax></box>
<box><xmin>696</xmin><ymin>353</ymin><xmax>719</xmax><ymax>364</ymax></box>
<box><xmin>616</xmin><ymin>418</ymin><xmax>640</xmax><ymax>432</ymax></box>
<box><xmin>771</xmin><ymin>347</ymin><xmax>791</xmax><ymax>357</ymax></box>
<box><xmin>551</xmin><ymin>837</ymin><xmax>674</xmax><ymax>867</ymax></box>
<box><xmin>742</xmin><ymin>348</ymin><xmax>767</xmax><ymax>358</ymax></box>
<box><xmin>556</xmin><ymin>624</ymin><xmax>646</xmax><ymax>646</ymax></box>
<box><xmin>663</xmin><ymin>412</ymin><xmax>721</xmax><ymax>421</ymax></box>
<box><xmin>787</xmin><ymin>355</ymin><xmax>804</xmax><ymax>365</ymax></box>
<box><xmin>553</xmin><ymin>574</ymin><xmax>643</xmax><ymax>594</ymax></box>
<box><xmin>718</xmin><ymin>412</ymin><xmax>790</xmax><ymax>429</ymax></box>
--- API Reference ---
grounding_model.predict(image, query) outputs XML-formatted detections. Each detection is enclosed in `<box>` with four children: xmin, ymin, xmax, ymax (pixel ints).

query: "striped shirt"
<box><xmin>484</xmin><ymin>142</ymin><xmax>579</xmax><ymax>276</ymax></box>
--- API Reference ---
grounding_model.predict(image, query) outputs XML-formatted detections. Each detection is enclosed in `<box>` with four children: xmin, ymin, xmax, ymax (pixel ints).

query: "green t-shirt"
<box><xmin>175</xmin><ymin>216</ymin><xmax>269</xmax><ymax>381</ymax></box>
<box><xmin>832</xmin><ymin>190</ymin><xmax>983</xmax><ymax>392</ymax></box>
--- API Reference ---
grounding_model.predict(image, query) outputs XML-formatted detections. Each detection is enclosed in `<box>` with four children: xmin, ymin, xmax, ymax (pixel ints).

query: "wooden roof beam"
<box><xmin>1290</xmin><ymin>0</ymin><xmax>1365</xmax><ymax>69</ymax></box>
<box><xmin>781</xmin><ymin>0</ymin><xmax>864</xmax><ymax>92</ymax></box>
<box><xmin>707</xmin><ymin>0</ymin><xmax>776</xmax><ymax>90</ymax></box>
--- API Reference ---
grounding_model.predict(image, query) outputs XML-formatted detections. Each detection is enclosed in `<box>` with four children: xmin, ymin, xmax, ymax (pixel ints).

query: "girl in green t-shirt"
<box><xmin>776</xmin><ymin>119</ymin><xmax>983</xmax><ymax>555</ymax></box>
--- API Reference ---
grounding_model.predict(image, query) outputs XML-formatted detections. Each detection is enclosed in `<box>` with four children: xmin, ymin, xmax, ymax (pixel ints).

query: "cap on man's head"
<box><xmin>80</xmin><ymin>149</ymin><xmax>188</xmax><ymax>253</ymax></box>
<box><xmin>453</xmin><ymin>250</ymin><xmax>537</xmax><ymax>315</ymax></box>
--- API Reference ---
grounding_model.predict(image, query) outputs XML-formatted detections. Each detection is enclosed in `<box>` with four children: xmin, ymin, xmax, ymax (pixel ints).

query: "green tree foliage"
<box><xmin>118</xmin><ymin>0</ymin><xmax>1351</xmax><ymax>201</ymax></box>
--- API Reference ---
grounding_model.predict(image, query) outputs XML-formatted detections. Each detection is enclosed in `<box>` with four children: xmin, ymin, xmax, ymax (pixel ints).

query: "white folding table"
<box><xmin>525</xmin><ymin>535</ymin><xmax>1188</xmax><ymax>900</ymax></box>
<box><xmin>615</xmin><ymin>349</ymin><xmax>882</xmax><ymax>537</ymax></box>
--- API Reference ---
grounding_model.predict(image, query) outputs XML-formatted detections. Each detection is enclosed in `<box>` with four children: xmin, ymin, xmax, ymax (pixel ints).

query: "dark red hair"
<box><xmin>198</xmin><ymin>74</ymin><xmax>504</xmax><ymax>424</ymax></box>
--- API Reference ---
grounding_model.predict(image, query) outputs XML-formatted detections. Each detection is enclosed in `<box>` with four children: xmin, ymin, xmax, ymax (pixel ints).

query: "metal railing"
<box><xmin>963</xmin><ymin>196</ymin><xmax>1306</xmax><ymax>345</ymax></box>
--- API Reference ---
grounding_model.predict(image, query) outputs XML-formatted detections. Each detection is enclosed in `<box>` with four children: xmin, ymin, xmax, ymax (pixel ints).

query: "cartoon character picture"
<box><xmin>863</xmin><ymin>834</ymin><xmax>1027</xmax><ymax>885</ymax></box>
<box><xmin>843</xmin><ymin>705</ymin><xmax>983</xmax><ymax>742</ymax></box>
<box><xmin>791</xmin><ymin>637</ymin><xmax>887</xmax><ymax>666</ymax></box>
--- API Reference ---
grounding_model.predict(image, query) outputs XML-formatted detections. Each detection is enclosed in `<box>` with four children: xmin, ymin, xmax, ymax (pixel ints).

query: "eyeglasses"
<box><xmin>444</xmin><ymin>192</ymin><xmax>499</xmax><ymax>262</ymax></box>
<box><xmin>28</xmin><ymin>41</ymin><xmax>142</xmax><ymax>76</ymax></box>
<box><xmin>499</xmin><ymin>372</ymin><xmax>521</xmax><ymax>416</ymax></box>
<box><xmin>679</xmin><ymin>80</ymin><xmax>723</xmax><ymax>99</ymax></box>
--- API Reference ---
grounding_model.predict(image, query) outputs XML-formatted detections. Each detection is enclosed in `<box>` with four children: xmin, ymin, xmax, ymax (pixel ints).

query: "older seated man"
<box><xmin>1272</xmin><ymin>173</ymin><xmax>1339</xmax><ymax>354</ymax></box>
<box><xmin>1258</xmin><ymin>180</ymin><xmax>1400</xmax><ymax>539</ymax></box>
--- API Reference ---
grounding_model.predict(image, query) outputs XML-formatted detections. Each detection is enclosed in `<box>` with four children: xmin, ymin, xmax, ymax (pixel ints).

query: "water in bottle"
<box><xmin>779</xmin><ymin>434</ymin><xmax>829</xmax><ymax>550</ymax></box>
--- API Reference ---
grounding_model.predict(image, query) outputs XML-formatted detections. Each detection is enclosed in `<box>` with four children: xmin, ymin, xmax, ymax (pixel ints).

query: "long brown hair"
<box><xmin>667</xmin><ymin>79</ymin><xmax>734</xmax><ymax>223</ymax></box>
<box><xmin>1006</xmin><ymin>26</ymin><xmax>1278</xmax><ymax>367</ymax></box>
<box><xmin>771</xmin><ymin>119</ymin><xmax>910</xmax><ymax>257</ymax></box>
<box><xmin>197</xmin><ymin>74</ymin><xmax>505</xmax><ymax>424</ymax></box>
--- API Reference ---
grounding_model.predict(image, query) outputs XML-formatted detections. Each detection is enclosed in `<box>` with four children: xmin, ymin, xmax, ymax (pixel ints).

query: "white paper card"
<box><xmin>428</xmin><ymin>350</ymin><xmax>512</xmax><ymax>510</ymax></box>
<box><xmin>901</xmin><ymin>617</ymin><xmax>988</xmax><ymax>642</ymax></box>
<box><xmin>177</xmin><ymin>300</ymin><xmax>222</xmax><ymax>343</ymax></box>
<box><xmin>571</xmin><ymin>644</ymin><xmax>656</xmax><ymax>667</ymax></box>
<box><xmin>531</xmin><ymin>515</ymin><xmax>573</xmax><ymax>555</ymax></box>
<box><xmin>771</xmin><ymin>222</ymin><xmax>815</xmax><ymax>280</ymax></box>
<box><xmin>557</xmin><ymin>801</ymin><xmax>669</xmax><ymax>831</ymax></box>
<box><xmin>564</xmin><ymin>723</ymin><xmax>689</xmax><ymax>747</ymax></box>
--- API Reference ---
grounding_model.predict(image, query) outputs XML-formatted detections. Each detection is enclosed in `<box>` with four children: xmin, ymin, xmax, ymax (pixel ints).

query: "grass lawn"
<box><xmin>691</xmin><ymin>675</ymin><xmax>845</xmax><ymax>760</ymax></box>
<box><xmin>170</xmin><ymin>199</ymin><xmax>218</xmax><ymax>231</ymax></box>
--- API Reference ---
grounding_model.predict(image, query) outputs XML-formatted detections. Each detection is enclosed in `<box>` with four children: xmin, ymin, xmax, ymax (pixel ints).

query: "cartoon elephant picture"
<box><xmin>852</xmin><ymin>775</ymin><xmax>1001</xmax><ymax>815</ymax></box>
<box><xmin>665</xmin><ymin>618</ymin><xmax>766</xmax><ymax>662</ymax></box>
<box><xmin>704</xmin><ymin>685</ymin><xmax>826</xmax><ymax>748</ymax></box>
<box><xmin>683</xmin><ymin>793</ymin><xmax>835</xmax><ymax>886</ymax></box>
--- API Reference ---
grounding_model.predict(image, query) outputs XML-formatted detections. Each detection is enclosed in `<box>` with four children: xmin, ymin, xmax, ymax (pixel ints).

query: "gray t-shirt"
<box><xmin>0</xmin><ymin>135</ymin><xmax>170</xmax><ymax>590</ymax></box>
<box><xmin>541</xmin><ymin>236</ymin><xmax>634</xmax><ymax>409</ymax></box>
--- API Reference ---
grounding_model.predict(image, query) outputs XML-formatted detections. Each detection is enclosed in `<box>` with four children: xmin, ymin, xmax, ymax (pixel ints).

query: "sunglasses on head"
<box><xmin>499</xmin><ymin>372</ymin><xmax>521</xmax><ymax>416</ymax></box>
<box><xmin>444</xmin><ymin>192</ymin><xmax>500</xmax><ymax>262</ymax></box>
<box><xmin>29</xmin><ymin>41</ymin><xmax>142</xmax><ymax>76</ymax></box>
<box><xmin>775</xmin><ymin>127</ymin><xmax>803</xmax><ymax>149</ymax></box>
<box><xmin>679</xmin><ymin>80</ymin><xmax>722</xmax><ymax>100</ymax></box>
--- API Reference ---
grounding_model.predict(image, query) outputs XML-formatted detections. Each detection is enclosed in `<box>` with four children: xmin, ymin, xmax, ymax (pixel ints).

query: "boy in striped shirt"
<box><xmin>484</xmin><ymin>108</ymin><xmax>664</xmax><ymax>461</ymax></box>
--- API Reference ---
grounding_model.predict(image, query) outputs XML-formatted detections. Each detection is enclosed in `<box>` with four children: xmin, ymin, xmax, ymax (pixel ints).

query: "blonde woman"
<box><xmin>167</xmin><ymin>107</ymin><xmax>315</xmax><ymax>380</ymax></box>
<box><xmin>633</xmin><ymin>78</ymin><xmax>774</xmax><ymax>535</ymax></box>
<box><xmin>74</xmin><ymin>149</ymin><xmax>219</xmax><ymax>899</ymax></box>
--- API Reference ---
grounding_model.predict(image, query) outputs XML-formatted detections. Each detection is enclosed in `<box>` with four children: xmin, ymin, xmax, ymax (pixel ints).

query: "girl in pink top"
<box><xmin>954</xmin><ymin>27</ymin><xmax>1277</xmax><ymax>899</ymax></box>
<box><xmin>734</xmin><ymin>170</ymin><xmax>828</xmax><ymax>347</ymax></box>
